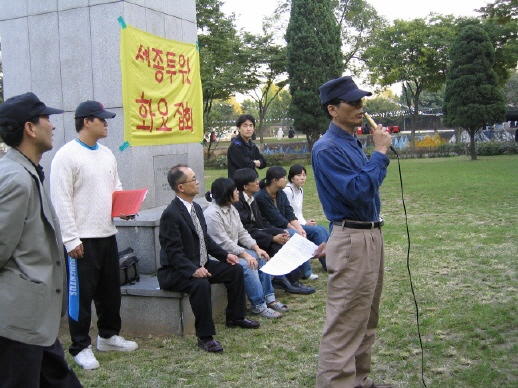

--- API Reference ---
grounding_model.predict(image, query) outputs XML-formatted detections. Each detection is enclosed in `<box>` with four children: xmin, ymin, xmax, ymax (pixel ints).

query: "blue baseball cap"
<box><xmin>319</xmin><ymin>76</ymin><xmax>372</xmax><ymax>105</ymax></box>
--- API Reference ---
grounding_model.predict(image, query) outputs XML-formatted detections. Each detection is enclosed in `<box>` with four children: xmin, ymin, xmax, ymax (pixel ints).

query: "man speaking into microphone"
<box><xmin>312</xmin><ymin>76</ymin><xmax>393</xmax><ymax>388</ymax></box>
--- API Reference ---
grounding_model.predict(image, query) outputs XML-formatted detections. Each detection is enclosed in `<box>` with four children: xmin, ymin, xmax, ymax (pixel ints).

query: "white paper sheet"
<box><xmin>260</xmin><ymin>233</ymin><xmax>318</xmax><ymax>275</ymax></box>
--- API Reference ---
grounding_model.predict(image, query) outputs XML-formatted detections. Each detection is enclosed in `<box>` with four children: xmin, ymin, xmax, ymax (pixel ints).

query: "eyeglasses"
<box><xmin>340</xmin><ymin>99</ymin><xmax>364</xmax><ymax>108</ymax></box>
<box><xmin>181</xmin><ymin>177</ymin><xmax>198</xmax><ymax>184</ymax></box>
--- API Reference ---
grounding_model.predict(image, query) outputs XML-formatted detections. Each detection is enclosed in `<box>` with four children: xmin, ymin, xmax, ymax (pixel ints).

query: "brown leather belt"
<box><xmin>332</xmin><ymin>220</ymin><xmax>384</xmax><ymax>229</ymax></box>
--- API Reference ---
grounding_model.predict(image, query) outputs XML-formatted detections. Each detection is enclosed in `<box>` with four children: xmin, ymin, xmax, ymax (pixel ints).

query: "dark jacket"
<box><xmin>227</xmin><ymin>134</ymin><xmax>266</xmax><ymax>179</ymax></box>
<box><xmin>158</xmin><ymin>197</ymin><xmax>228</xmax><ymax>289</ymax></box>
<box><xmin>254</xmin><ymin>188</ymin><xmax>297</xmax><ymax>229</ymax></box>
<box><xmin>233</xmin><ymin>191</ymin><xmax>285</xmax><ymax>252</ymax></box>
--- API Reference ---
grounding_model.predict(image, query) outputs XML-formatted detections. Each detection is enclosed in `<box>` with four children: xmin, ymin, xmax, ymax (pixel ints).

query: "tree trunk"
<box><xmin>306</xmin><ymin>129</ymin><xmax>320</xmax><ymax>152</ymax></box>
<box><xmin>468</xmin><ymin>129</ymin><xmax>477</xmax><ymax>160</ymax></box>
<box><xmin>258</xmin><ymin>126</ymin><xmax>265</xmax><ymax>143</ymax></box>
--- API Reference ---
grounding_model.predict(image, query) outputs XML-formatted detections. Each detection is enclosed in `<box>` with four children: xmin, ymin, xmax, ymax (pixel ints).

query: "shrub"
<box><xmin>204</xmin><ymin>153</ymin><xmax>311</xmax><ymax>170</ymax></box>
<box><xmin>204</xmin><ymin>141</ymin><xmax>517</xmax><ymax>169</ymax></box>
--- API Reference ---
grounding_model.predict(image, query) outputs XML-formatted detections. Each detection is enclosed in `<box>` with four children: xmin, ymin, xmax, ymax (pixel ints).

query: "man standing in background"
<box><xmin>227</xmin><ymin>114</ymin><xmax>266</xmax><ymax>179</ymax></box>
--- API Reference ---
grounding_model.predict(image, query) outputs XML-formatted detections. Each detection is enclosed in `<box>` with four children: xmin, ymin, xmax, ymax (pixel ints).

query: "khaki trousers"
<box><xmin>317</xmin><ymin>226</ymin><xmax>384</xmax><ymax>388</ymax></box>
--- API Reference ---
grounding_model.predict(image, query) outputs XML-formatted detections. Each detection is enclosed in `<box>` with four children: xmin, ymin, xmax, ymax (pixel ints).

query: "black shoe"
<box><xmin>197</xmin><ymin>338</ymin><xmax>223</xmax><ymax>353</ymax></box>
<box><xmin>291</xmin><ymin>281</ymin><xmax>316</xmax><ymax>294</ymax></box>
<box><xmin>272</xmin><ymin>276</ymin><xmax>302</xmax><ymax>293</ymax></box>
<box><xmin>273</xmin><ymin>276</ymin><xmax>315</xmax><ymax>294</ymax></box>
<box><xmin>272</xmin><ymin>276</ymin><xmax>289</xmax><ymax>290</ymax></box>
<box><xmin>226</xmin><ymin>318</ymin><xmax>260</xmax><ymax>329</ymax></box>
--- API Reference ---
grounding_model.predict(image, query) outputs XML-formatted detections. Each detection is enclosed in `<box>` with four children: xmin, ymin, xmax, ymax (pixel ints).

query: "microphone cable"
<box><xmin>392</xmin><ymin>149</ymin><xmax>428</xmax><ymax>387</ymax></box>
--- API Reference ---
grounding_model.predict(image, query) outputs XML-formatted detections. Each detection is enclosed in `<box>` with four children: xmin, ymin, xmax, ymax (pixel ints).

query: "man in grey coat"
<box><xmin>0</xmin><ymin>92</ymin><xmax>81</xmax><ymax>387</ymax></box>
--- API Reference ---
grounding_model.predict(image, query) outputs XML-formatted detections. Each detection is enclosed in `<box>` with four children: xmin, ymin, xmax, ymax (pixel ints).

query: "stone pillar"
<box><xmin>0</xmin><ymin>0</ymin><xmax>204</xmax><ymax>272</ymax></box>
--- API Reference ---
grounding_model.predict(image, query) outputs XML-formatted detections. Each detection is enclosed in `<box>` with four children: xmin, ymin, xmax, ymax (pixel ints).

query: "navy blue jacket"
<box><xmin>254</xmin><ymin>188</ymin><xmax>297</xmax><ymax>229</ymax></box>
<box><xmin>227</xmin><ymin>134</ymin><xmax>266</xmax><ymax>179</ymax></box>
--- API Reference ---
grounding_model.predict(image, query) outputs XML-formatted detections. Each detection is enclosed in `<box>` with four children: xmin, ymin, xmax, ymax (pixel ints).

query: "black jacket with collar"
<box><xmin>233</xmin><ymin>191</ymin><xmax>285</xmax><ymax>252</ymax></box>
<box><xmin>227</xmin><ymin>134</ymin><xmax>266</xmax><ymax>179</ymax></box>
<box><xmin>158</xmin><ymin>197</ymin><xmax>229</xmax><ymax>289</ymax></box>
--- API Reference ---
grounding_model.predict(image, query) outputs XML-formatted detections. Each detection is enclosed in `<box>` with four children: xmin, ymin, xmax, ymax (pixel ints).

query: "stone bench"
<box><xmin>120</xmin><ymin>275</ymin><xmax>227</xmax><ymax>336</ymax></box>
<box><xmin>112</xmin><ymin>200</ymin><xmax>223</xmax><ymax>337</ymax></box>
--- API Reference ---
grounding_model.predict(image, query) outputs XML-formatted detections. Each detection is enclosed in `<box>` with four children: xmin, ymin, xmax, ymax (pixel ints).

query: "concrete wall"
<box><xmin>0</xmin><ymin>0</ymin><xmax>205</xmax><ymax>209</ymax></box>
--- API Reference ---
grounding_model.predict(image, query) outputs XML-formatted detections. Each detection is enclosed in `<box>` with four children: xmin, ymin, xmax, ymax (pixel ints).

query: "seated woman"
<box><xmin>283</xmin><ymin>164</ymin><xmax>328</xmax><ymax>271</ymax></box>
<box><xmin>232</xmin><ymin>168</ymin><xmax>316</xmax><ymax>295</ymax></box>
<box><xmin>204</xmin><ymin>178</ymin><xmax>288</xmax><ymax>318</ymax></box>
<box><xmin>254</xmin><ymin>166</ymin><xmax>316</xmax><ymax>280</ymax></box>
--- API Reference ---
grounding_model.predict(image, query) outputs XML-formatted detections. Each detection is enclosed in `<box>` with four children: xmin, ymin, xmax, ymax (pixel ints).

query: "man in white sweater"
<box><xmin>50</xmin><ymin>101</ymin><xmax>138</xmax><ymax>370</ymax></box>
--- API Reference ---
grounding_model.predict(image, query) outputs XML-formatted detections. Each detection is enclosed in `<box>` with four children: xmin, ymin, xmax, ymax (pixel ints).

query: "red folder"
<box><xmin>111</xmin><ymin>188</ymin><xmax>148</xmax><ymax>217</ymax></box>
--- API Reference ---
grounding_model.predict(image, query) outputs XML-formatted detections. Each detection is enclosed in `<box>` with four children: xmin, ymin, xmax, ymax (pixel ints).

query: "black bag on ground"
<box><xmin>119</xmin><ymin>247</ymin><xmax>140</xmax><ymax>286</ymax></box>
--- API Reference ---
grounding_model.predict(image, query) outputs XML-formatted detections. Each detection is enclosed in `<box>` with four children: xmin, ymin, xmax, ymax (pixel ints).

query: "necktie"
<box><xmin>190</xmin><ymin>205</ymin><xmax>208</xmax><ymax>267</ymax></box>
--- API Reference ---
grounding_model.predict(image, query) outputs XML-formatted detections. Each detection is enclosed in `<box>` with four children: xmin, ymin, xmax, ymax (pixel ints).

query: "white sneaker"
<box><xmin>96</xmin><ymin>335</ymin><xmax>138</xmax><ymax>352</ymax></box>
<box><xmin>307</xmin><ymin>273</ymin><xmax>319</xmax><ymax>280</ymax></box>
<box><xmin>74</xmin><ymin>346</ymin><xmax>100</xmax><ymax>370</ymax></box>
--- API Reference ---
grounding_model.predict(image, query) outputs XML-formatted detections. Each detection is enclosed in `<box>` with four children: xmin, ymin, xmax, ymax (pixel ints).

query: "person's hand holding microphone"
<box><xmin>364</xmin><ymin>112</ymin><xmax>396</xmax><ymax>155</ymax></box>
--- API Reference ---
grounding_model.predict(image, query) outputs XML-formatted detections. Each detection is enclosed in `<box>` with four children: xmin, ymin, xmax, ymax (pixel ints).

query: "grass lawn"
<box><xmin>62</xmin><ymin>155</ymin><xmax>518</xmax><ymax>387</ymax></box>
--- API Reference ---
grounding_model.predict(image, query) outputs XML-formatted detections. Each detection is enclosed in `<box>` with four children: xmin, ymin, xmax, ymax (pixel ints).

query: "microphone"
<box><xmin>363</xmin><ymin>112</ymin><xmax>398</xmax><ymax>155</ymax></box>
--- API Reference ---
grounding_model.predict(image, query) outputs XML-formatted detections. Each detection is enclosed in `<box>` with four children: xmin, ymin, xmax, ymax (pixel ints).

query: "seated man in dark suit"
<box><xmin>232</xmin><ymin>168</ymin><xmax>315</xmax><ymax>295</ymax></box>
<box><xmin>158</xmin><ymin>164</ymin><xmax>259</xmax><ymax>353</ymax></box>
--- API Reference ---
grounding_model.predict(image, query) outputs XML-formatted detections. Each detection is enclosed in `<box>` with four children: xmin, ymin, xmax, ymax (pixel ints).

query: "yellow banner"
<box><xmin>120</xmin><ymin>24</ymin><xmax>203</xmax><ymax>146</ymax></box>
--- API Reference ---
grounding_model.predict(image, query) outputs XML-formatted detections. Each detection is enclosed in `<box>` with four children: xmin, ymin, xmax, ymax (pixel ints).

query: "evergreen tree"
<box><xmin>286</xmin><ymin>0</ymin><xmax>343</xmax><ymax>149</ymax></box>
<box><xmin>443</xmin><ymin>25</ymin><xmax>506</xmax><ymax>160</ymax></box>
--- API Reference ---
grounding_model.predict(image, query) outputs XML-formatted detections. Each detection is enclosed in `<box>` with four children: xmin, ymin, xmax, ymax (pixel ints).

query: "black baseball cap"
<box><xmin>75</xmin><ymin>100</ymin><xmax>116</xmax><ymax>119</ymax></box>
<box><xmin>319</xmin><ymin>76</ymin><xmax>372</xmax><ymax>105</ymax></box>
<box><xmin>0</xmin><ymin>92</ymin><xmax>64</xmax><ymax>128</ymax></box>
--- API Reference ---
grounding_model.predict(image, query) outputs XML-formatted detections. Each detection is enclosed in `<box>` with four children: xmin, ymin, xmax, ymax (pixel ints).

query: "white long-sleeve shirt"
<box><xmin>283</xmin><ymin>183</ymin><xmax>306</xmax><ymax>225</ymax></box>
<box><xmin>50</xmin><ymin>140</ymin><xmax>122</xmax><ymax>252</ymax></box>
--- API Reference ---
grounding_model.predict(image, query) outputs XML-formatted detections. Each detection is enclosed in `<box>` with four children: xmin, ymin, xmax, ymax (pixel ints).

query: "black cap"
<box><xmin>319</xmin><ymin>76</ymin><xmax>372</xmax><ymax>105</ymax></box>
<box><xmin>75</xmin><ymin>100</ymin><xmax>116</xmax><ymax>119</ymax></box>
<box><xmin>0</xmin><ymin>92</ymin><xmax>64</xmax><ymax>128</ymax></box>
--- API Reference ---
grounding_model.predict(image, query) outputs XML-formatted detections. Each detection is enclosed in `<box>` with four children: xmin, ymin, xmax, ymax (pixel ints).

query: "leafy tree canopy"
<box><xmin>443</xmin><ymin>25</ymin><xmax>506</xmax><ymax>159</ymax></box>
<box><xmin>286</xmin><ymin>0</ymin><xmax>343</xmax><ymax>148</ymax></box>
<box><xmin>334</xmin><ymin>0</ymin><xmax>386</xmax><ymax>77</ymax></box>
<box><xmin>363</xmin><ymin>14</ymin><xmax>456</xmax><ymax>141</ymax></box>
<box><xmin>503</xmin><ymin>71</ymin><xmax>518</xmax><ymax>109</ymax></box>
<box><xmin>196</xmin><ymin>0</ymin><xmax>258</xmax><ymax>118</ymax></box>
<box><xmin>477</xmin><ymin>0</ymin><xmax>518</xmax><ymax>25</ymax></box>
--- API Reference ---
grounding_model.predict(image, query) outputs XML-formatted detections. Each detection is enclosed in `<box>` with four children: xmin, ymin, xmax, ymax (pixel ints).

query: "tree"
<box><xmin>503</xmin><ymin>71</ymin><xmax>518</xmax><ymax>109</ymax></box>
<box><xmin>196</xmin><ymin>0</ymin><xmax>257</xmax><ymax>132</ymax></box>
<box><xmin>477</xmin><ymin>0</ymin><xmax>518</xmax><ymax>25</ymax></box>
<box><xmin>443</xmin><ymin>25</ymin><xmax>506</xmax><ymax>160</ymax></box>
<box><xmin>363</xmin><ymin>15</ymin><xmax>457</xmax><ymax>147</ymax></box>
<box><xmin>286</xmin><ymin>0</ymin><xmax>343</xmax><ymax>149</ymax></box>
<box><xmin>265</xmin><ymin>89</ymin><xmax>292</xmax><ymax>123</ymax></box>
<box><xmin>334</xmin><ymin>0</ymin><xmax>386</xmax><ymax>77</ymax></box>
<box><xmin>364</xmin><ymin>95</ymin><xmax>403</xmax><ymax>126</ymax></box>
<box><xmin>203</xmin><ymin>100</ymin><xmax>236</xmax><ymax>159</ymax></box>
<box><xmin>242</xmin><ymin>33</ymin><xmax>288</xmax><ymax>143</ymax></box>
<box><xmin>240</xmin><ymin>99</ymin><xmax>259</xmax><ymax>118</ymax></box>
<box><xmin>476</xmin><ymin>0</ymin><xmax>518</xmax><ymax>86</ymax></box>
